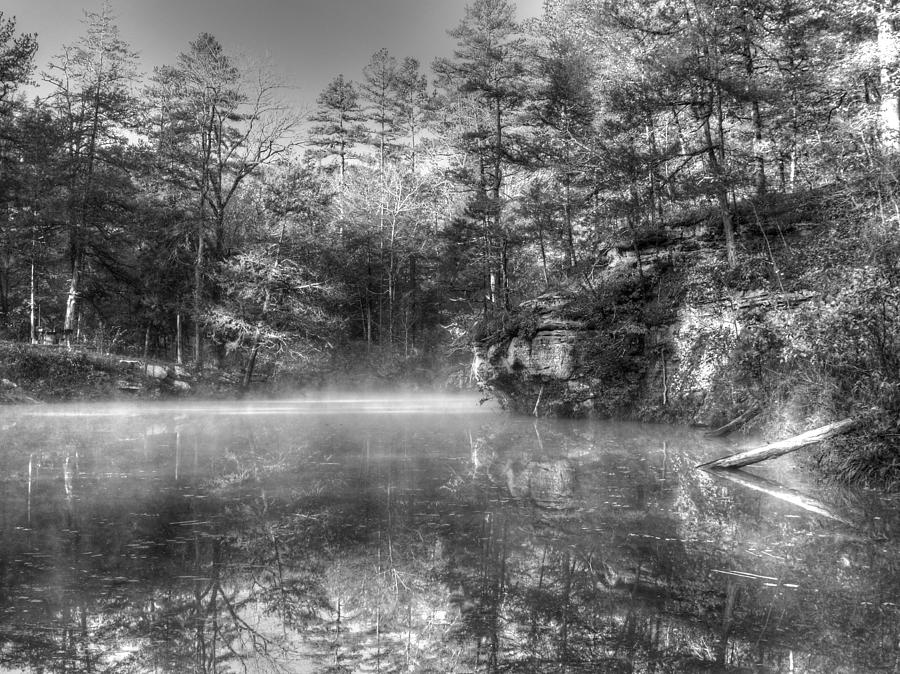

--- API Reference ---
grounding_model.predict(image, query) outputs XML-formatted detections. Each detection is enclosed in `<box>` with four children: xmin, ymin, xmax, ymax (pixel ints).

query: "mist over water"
<box><xmin>9</xmin><ymin>391</ymin><xmax>498</xmax><ymax>417</ymax></box>
<box><xmin>0</xmin><ymin>396</ymin><xmax>897</xmax><ymax>672</ymax></box>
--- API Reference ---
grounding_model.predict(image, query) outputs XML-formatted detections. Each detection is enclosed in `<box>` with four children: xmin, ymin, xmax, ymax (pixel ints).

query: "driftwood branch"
<box><xmin>697</xmin><ymin>417</ymin><xmax>859</xmax><ymax>469</ymax></box>
<box><xmin>705</xmin><ymin>403</ymin><xmax>761</xmax><ymax>438</ymax></box>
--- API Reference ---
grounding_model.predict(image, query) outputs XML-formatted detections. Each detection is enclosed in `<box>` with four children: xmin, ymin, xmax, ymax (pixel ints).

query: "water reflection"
<box><xmin>0</xmin><ymin>397</ymin><xmax>897</xmax><ymax>672</ymax></box>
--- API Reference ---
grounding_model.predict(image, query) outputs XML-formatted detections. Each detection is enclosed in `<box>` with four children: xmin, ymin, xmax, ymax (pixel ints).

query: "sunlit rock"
<box><xmin>143</xmin><ymin>364</ymin><xmax>170</xmax><ymax>380</ymax></box>
<box><xmin>0</xmin><ymin>377</ymin><xmax>40</xmax><ymax>404</ymax></box>
<box><xmin>117</xmin><ymin>380</ymin><xmax>142</xmax><ymax>392</ymax></box>
<box><xmin>173</xmin><ymin>365</ymin><xmax>192</xmax><ymax>380</ymax></box>
<box><xmin>505</xmin><ymin>332</ymin><xmax>578</xmax><ymax>379</ymax></box>
<box><xmin>473</xmin><ymin>283</ymin><xmax>816</xmax><ymax>424</ymax></box>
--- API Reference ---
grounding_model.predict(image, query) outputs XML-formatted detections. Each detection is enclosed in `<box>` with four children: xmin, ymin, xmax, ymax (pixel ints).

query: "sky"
<box><xmin>4</xmin><ymin>0</ymin><xmax>544</xmax><ymax>111</ymax></box>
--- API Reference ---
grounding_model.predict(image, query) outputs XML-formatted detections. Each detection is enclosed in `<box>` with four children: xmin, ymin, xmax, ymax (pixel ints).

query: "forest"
<box><xmin>1</xmin><ymin>5</ymin><xmax>900</xmax><ymax>669</ymax></box>
<box><xmin>0</xmin><ymin>0</ymin><xmax>897</xmax><ymax>410</ymax></box>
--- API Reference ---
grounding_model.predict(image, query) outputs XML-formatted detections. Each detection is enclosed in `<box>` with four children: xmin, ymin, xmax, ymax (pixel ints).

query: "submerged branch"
<box><xmin>705</xmin><ymin>403</ymin><xmax>761</xmax><ymax>438</ymax></box>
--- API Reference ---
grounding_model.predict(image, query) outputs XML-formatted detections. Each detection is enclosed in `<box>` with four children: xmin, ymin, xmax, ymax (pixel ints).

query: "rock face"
<box><xmin>473</xmin><ymin>276</ymin><xmax>817</xmax><ymax>425</ymax></box>
<box><xmin>473</xmin><ymin>321</ymin><xmax>597</xmax><ymax>417</ymax></box>
<box><xmin>471</xmin><ymin>198</ymin><xmax>836</xmax><ymax>425</ymax></box>
<box><xmin>144</xmin><ymin>364</ymin><xmax>170</xmax><ymax>380</ymax></box>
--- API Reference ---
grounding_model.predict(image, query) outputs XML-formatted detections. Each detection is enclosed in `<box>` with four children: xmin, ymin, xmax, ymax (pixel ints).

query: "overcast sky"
<box><xmin>5</xmin><ymin>0</ymin><xmax>544</xmax><ymax>111</ymax></box>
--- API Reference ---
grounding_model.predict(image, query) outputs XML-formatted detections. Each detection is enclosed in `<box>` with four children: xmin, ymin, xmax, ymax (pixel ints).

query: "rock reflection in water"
<box><xmin>0</xmin><ymin>399</ymin><xmax>897</xmax><ymax>673</ymax></box>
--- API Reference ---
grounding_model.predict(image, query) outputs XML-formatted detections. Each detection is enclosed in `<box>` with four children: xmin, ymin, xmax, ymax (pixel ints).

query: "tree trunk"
<box><xmin>564</xmin><ymin>179</ymin><xmax>576</xmax><ymax>269</ymax></box>
<box><xmin>176</xmin><ymin>313</ymin><xmax>183</xmax><ymax>365</ymax></box>
<box><xmin>193</xmin><ymin>100</ymin><xmax>217</xmax><ymax>369</ymax></box>
<box><xmin>243</xmin><ymin>222</ymin><xmax>284</xmax><ymax>389</ymax></box>
<box><xmin>492</xmin><ymin>96</ymin><xmax>505</xmax><ymax>309</ymax></box>
<box><xmin>29</xmin><ymin>256</ymin><xmax>36</xmax><ymax>344</ymax></box>
<box><xmin>741</xmin><ymin>11</ymin><xmax>766</xmax><ymax>194</ymax></box>
<box><xmin>697</xmin><ymin>417</ymin><xmax>859</xmax><ymax>469</ymax></box>
<box><xmin>388</xmin><ymin>222</ymin><xmax>396</xmax><ymax>348</ymax></box>
<box><xmin>242</xmin><ymin>337</ymin><xmax>260</xmax><ymax>389</ymax></box>
<box><xmin>193</xmin><ymin>227</ymin><xmax>203</xmax><ymax>367</ymax></box>
<box><xmin>645</xmin><ymin>116</ymin><xmax>665</xmax><ymax>225</ymax></box>
<box><xmin>537</xmin><ymin>215</ymin><xmax>549</xmax><ymax>287</ymax></box>
<box><xmin>0</xmin><ymin>258</ymin><xmax>9</xmax><ymax>327</ymax></box>
<box><xmin>878</xmin><ymin>1</ymin><xmax>900</xmax><ymax>150</ymax></box>
<box><xmin>378</xmin><ymin>200</ymin><xmax>386</xmax><ymax>350</ymax></box>
<box><xmin>63</xmin><ymin>45</ymin><xmax>105</xmax><ymax>349</ymax></box>
<box><xmin>408</xmin><ymin>254</ymin><xmax>418</xmax><ymax>352</ymax></box>
<box><xmin>562</xmin><ymin>118</ymin><xmax>576</xmax><ymax>268</ymax></box>
<box><xmin>63</xmin><ymin>251</ymin><xmax>82</xmax><ymax>348</ymax></box>
<box><xmin>500</xmin><ymin>242</ymin><xmax>510</xmax><ymax>310</ymax></box>
<box><xmin>489</xmin><ymin>271</ymin><xmax>498</xmax><ymax>310</ymax></box>
<box><xmin>702</xmin><ymin>112</ymin><xmax>737</xmax><ymax>268</ymax></box>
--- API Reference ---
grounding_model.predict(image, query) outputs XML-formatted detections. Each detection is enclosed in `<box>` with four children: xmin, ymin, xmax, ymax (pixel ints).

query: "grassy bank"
<box><xmin>0</xmin><ymin>339</ymin><xmax>473</xmax><ymax>405</ymax></box>
<box><xmin>0</xmin><ymin>343</ymin><xmax>125</xmax><ymax>402</ymax></box>
<box><xmin>0</xmin><ymin>342</ymin><xmax>236</xmax><ymax>403</ymax></box>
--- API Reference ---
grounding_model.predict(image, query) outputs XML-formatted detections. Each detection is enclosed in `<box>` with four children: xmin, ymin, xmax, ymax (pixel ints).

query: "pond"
<box><xmin>0</xmin><ymin>396</ymin><xmax>897</xmax><ymax>672</ymax></box>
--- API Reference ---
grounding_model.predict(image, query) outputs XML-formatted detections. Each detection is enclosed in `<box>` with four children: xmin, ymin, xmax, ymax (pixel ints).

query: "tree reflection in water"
<box><xmin>0</xmin><ymin>403</ymin><xmax>897</xmax><ymax>672</ymax></box>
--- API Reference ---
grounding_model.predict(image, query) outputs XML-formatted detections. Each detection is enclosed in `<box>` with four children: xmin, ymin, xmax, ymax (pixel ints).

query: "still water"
<box><xmin>0</xmin><ymin>396</ymin><xmax>897</xmax><ymax>673</ymax></box>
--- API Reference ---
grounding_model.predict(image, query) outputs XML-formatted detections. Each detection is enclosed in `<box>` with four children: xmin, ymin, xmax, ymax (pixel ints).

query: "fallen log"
<box><xmin>697</xmin><ymin>417</ymin><xmax>859</xmax><ymax>469</ymax></box>
<box><xmin>705</xmin><ymin>403</ymin><xmax>761</xmax><ymax>438</ymax></box>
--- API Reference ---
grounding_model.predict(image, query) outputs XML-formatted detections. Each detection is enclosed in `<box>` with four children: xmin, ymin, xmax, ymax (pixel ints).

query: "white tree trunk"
<box><xmin>63</xmin><ymin>263</ymin><xmax>80</xmax><ymax>348</ymax></box>
<box><xmin>879</xmin><ymin>2</ymin><xmax>900</xmax><ymax>149</ymax></box>
<box><xmin>29</xmin><ymin>258</ymin><xmax>35</xmax><ymax>344</ymax></box>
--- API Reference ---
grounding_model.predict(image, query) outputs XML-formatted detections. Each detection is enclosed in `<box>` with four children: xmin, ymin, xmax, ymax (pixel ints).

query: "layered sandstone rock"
<box><xmin>472</xmin><ymin>286</ymin><xmax>817</xmax><ymax>425</ymax></box>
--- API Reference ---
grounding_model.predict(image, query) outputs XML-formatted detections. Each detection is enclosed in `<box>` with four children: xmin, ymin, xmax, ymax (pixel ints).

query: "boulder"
<box><xmin>144</xmin><ymin>364</ymin><xmax>170</xmax><ymax>380</ymax></box>
<box><xmin>0</xmin><ymin>379</ymin><xmax>41</xmax><ymax>404</ymax></box>
<box><xmin>117</xmin><ymin>380</ymin><xmax>142</xmax><ymax>392</ymax></box>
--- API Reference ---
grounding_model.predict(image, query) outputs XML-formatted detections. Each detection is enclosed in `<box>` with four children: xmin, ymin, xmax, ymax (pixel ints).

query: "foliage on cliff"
<box><xmin>476</xmin><ymin>173</ymin><xmax>899</xmax><ymax>487</ymax></box>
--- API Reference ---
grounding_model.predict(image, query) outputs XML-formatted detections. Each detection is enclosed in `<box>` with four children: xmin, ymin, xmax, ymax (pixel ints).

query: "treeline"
<box><xmin>0</xmin><ymin>0</ymin><xmax>898</xmax><ymax>379</ymax></box>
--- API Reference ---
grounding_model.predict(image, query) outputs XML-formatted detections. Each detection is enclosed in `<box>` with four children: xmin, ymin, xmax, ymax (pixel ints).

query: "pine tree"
<box><xmin>434</xmin><ymin>0</ymin><xmax>525</xmax><ymax>310</ymax></box>
<box><xmin>308</xmin><ymin>74</ymin><xmax>367</xmax><ymax>187</ymax></box>
<box><xmin>361</xmin><ymin>49</ymin><xmax>398</xmax><ymax>172</ymax></box>
<box><xmin>390</xmin><ymin>57</ymin><xmax>429</xmax><ymax>171</ymax></box>
<box><xmin>0</xmin><ymin>12</ymin><xmax>37</xmax><ymax>111</ymax></box>
<box><xmin>44</xmin><ymin>1</ymin><xmax>138</xmax><ymax>342</ymax></box>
